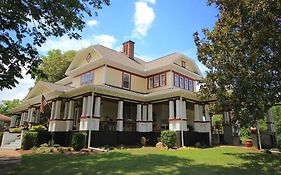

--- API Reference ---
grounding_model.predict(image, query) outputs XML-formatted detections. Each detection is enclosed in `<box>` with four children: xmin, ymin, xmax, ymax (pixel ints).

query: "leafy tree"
<box><xmin>272</xmin><ymin>105</ymin><xmax>281</xmax><ymax>145</ymax></box>
<box><xmin>0</xmin><ymin>99</ymin><xmax>21</xmax><ymax>116</ymax></box>
<box><xmin>194</xmin><ymin>0</ymin><xmax>281</xmax><ymax>128</ymax></box>
<box><xmin>34</xmin><ymin>49</ymin><xmax>76</xmax><ymax>83</ymax></box>
<box><xmin>0</xmin><ymin>0</ymin><xmax>110</xmax><ymax>90</ymax></box>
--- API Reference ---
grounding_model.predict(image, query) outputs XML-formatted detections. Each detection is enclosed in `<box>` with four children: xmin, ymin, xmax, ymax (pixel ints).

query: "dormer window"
<box><xmin>181</xmin><ymin>61</ymin><xmax>186</xmax><ymax>68</ymax></box>
<box><xmin>122</xmin><ymin>72</ymin><xmax>131</xmax><ymax>89</ymax></box>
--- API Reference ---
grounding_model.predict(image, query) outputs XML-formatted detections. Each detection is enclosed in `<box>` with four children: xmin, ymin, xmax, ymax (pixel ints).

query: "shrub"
<box><xmin>30</xmin><ymin>125</ymin><xmax>47</xmax><ymax>132</ymax></box>
<box><xmin>22</xmin><ymin>132</ymin><xmax>38</xmax><ymax>150</ymax></box>
<box><xmin>160</xmin><ymin>130</ymin><xmax>177</xmax><ymax>148</ymax></box>
<box><xmin>72</xmin><ymin>132</ymin><xmax>86</xmax><ymax>151</ymax></box>
<box><xmin>9</xmin><ymin>127</ymin><xmax>22</xmax><ymax>133</ymax></box>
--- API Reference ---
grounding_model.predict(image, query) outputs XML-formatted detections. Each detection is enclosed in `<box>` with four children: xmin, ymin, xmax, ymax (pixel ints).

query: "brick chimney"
<box><xmin>123</xmin><ymin>40</ymin><xmax>135</xmax><ymax>59</ymax></box>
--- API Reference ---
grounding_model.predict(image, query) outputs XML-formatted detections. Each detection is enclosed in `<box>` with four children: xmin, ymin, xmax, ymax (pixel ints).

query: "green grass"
<box><xmin>7</xmin><ymin>146</ymin><xmax>281</xmax><ymax>175</ymax></box>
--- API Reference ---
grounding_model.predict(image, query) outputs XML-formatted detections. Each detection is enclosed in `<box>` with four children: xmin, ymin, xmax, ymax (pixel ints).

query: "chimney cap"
<box><xmin>123</xmin><ymin>40</ymin><xmax>135</xmax><ymax>45</ymax></box>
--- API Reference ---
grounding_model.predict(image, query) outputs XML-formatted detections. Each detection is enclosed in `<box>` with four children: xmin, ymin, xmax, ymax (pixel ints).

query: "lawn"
<box><xmin>6</xmin><ymin>146</ymin><xmax>281</xmax><ymax>175</ymax></box>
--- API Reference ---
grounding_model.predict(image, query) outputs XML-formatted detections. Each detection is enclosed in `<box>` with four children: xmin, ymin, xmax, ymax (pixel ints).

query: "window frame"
<box><xmin>122</xmin><ymin>72</ymin><xmax>131</xmax><ymax>90</ymax></box>
<box><xmin>154</xmin><ymin>75</ymin><xmax>160</xmax><ymax>88</ymax></box>
<box><xmin>181</xmin><ymin>61</ymin><xmax>186</xmax><ymax>68</ymax></box>
<box><xmin>160</xmin><ymin>73</ymin><xmax>166</xmax><ymax>87</ymax></box>
<box><xmin>148</xmin><ymin>77</ymin><xmax>154</xmax><ymax>89</ymax></box>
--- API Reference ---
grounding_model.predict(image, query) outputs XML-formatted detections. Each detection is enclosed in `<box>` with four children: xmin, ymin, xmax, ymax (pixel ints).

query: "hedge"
<box><xmin>22</xmin><ymin>132</ymin><xmax>38</xmax><ymax>150</ymax></box>
<box><xmin>72</xmin><ymin>132</ymin><xmax>86</xmax><ymax>151</ymax></box>
<box><xmin>160</xmin><ymin>130</ymin><xmax>177</xmax><ymax>148</ymax></box>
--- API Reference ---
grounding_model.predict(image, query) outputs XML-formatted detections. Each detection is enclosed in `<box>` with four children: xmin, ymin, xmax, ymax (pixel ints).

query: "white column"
<box><xmin>136</xmin><ymin>104</ymin><xmax>142</xmax><ymax>121</ymax></box>
<box><xmin>27</xmin><ymin>108</ymin><xmax>31</xmax><ymax>122</ymax></box>
<box><xmin>117</xmin><ymin>101</ymin><xmax>123</xmax><ymax>131</ymax></box>
<box><xmin>35</xmin><ymin>109</ymin><xmax>41</xmax><ymax>124</ymax></box>
<box><xmin>29</xmin><ymin>108</ymin><xmax>35</xmax><ymax>123</ymax></box>
<box><xmin>50</xmin><ymin>101</ymin><xmax>56</xmax><ymax>119</ymax></box>
<box><xmin>68</xmin><ymin>100</ymin><xmax>75</xmax><ymax>120</ymax></box>
<box><xmin>10</xmin><ymin>116</ymin><xmax>16</xmax><ymax>127</ymax></box>
<box><xmin>142</xmin><ymin>105</ymin><xmax>147</xmax><ymax>121</ymax></box>
<box><xmin>182</xmin><ymin>101</ymin><xmax>187</xmax><ymax>120</ymax></box>
<box><xmin>148</xmin><ymin>104</ymin><xmax>153</xmax><ymax>121</ymax></box>
<box><xmin>23</xmin><ymin>112</ymin><xmax>28</xmax><ymax>122</ymax></box>
<box><xmin>20</xmin><ymin>113</ymin><xmax>24</xmax><ymax>126</ymax></box>
<box><xmin>194</xmin><ymin>104</ymin><xmax>200</xmax><ymax>121</ymax></box>
<box><xmin>169</xmin><ymin>100</ymin><xmax>175</xmax><ymax>119</ymax></box>
<box><xmin>54</xmin><ymin>100</ymin><xmax>62</xmax><ymax>119</ymax></box>
<box><xmin>176</xmin><ymin>99</ymin><xmax>181</xmax><ymax>119</ymax></box>
<box><xmin>64</xmin><ymin>101</ymin><xmax>69</xmax><ymax>119</ymax></box>
<box><xmin>82</xmin><ymin>97</ymin><xmax>87</xmax><ymax>116</ymax></box>
<box><xmin>94</xmin><ymin>97</ymin><xmax>101</xmax><ymax>118</ymax></box>
<box><xmin>86</xmin><ymin>96</ymin><xmax>92</xmax><ymax>116</ymax></box>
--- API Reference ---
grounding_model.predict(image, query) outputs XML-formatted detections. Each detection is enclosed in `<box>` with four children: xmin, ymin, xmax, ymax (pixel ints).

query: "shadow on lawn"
<box><xmin>6</xmin><ymin>151</ymin><xmax>281</xmax><ymax>175</ymax></box>
<box><xmin>224</xmin><ymin>152</ymin><xmax>281</xmax><ymax>175</ymax></box>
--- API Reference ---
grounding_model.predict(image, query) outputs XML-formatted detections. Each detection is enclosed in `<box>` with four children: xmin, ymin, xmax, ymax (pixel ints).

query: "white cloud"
<box><xmin>132</xmin><ymin>0</ymin><xmax>156</xmax><ymax>38</ymax></box>
<box><xmin>93</xmin><ymin>35</ymin><xmax>116</xmax><ymax>48</ymax></box>
<box><xmin>37</xmin><ymin>34</ymin><xmax>117</xmax><ymax>53</ymax></box>
<box><xmin>0</xmin><ymin>69</ymin><xmax>35</xmax><ymax>102</ymax></box>
<box><xmin>87</xmin><ymin>19</ymin><xmax>98</xmax><ymax>26</ymax></box>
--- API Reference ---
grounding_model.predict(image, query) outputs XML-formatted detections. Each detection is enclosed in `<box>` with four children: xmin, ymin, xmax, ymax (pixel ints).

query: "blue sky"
<box><xmin>0</xmin><ymin>0</ymin><xmax>218</xmax><ymax>101</ymax></box>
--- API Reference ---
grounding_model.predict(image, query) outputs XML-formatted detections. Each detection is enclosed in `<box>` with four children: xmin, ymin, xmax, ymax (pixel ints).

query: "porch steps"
<box><xmin>2</xmin><ymin>137</ymin><xmax>21</xmax><ymax>150</ymax></box>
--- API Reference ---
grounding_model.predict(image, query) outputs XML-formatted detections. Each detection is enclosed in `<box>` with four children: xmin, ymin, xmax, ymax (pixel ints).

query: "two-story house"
<box><xmin>10</xmin><ymin>40</ymin><xmax>213</xmax><ymax>147</ymax></box>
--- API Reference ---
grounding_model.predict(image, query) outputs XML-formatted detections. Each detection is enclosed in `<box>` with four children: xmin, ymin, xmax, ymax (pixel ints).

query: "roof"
<box><xmin>0</xmin><ymin>114</ymin><xmax>11</xmax><ymax>121</ymax></box>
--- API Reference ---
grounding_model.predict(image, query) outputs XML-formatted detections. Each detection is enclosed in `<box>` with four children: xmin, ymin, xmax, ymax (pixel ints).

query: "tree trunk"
<box><xmin>256</xmin><ymin>122</ymin><xmax>262</xmax><ymax>150</ymax></box>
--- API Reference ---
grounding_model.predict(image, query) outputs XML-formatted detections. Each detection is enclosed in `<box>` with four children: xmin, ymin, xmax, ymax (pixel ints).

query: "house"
<box><xmin>10</xmin><ymin>40</ymin><xmax>214</xmax><ymax>147</ymax></box>
<box><xmin>0</xmin><ymin>114</ymin><xmax>11</xmax><ymax>131</ymax></box>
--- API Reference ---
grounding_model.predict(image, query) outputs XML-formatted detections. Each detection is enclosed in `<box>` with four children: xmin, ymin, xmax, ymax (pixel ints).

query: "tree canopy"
<box><xmin>194</xmin><ymin>0</ymin><xmax>281</xmax><ymax>127</ymax></box>
<box><xmin>0</xmin><ymin>99</ymin><xmax>21</xmax><ymax>116</ymax></box>
<box><xmin>34</xmin><ymin>49</ymin><xmax>76</xmax><ymax>83</ymax></box>
<box><xmin>0</xmin><ymin>0</ymin><xmax>110</xmax><ymax>90</ymax></box>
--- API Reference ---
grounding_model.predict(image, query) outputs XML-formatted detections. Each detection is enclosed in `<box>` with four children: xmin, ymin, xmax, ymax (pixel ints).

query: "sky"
<box><xmin>0</xmin><ymin>0</ymin><xmax>218</xmax><ymax>102</ymax></box>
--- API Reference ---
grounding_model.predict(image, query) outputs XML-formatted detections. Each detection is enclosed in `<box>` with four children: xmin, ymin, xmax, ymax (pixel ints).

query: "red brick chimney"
<box><xmin>123</xmin><ymin>40</ymin><xmax>135</xmax><ymax>59</ymax></box>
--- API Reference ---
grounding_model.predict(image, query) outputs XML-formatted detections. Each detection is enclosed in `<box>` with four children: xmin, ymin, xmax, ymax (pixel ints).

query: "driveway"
<box><xmin>0</xmin><ymin>149</ymin><xmax>21</xmax><ymax>174</ymax></box>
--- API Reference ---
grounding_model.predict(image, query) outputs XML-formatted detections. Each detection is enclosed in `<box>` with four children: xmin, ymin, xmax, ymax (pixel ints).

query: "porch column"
<box><xmin>66</xmin><ymin>100</ymin><xmax>75</xmax><ymax>131</ymax></box>
<box><xmin>147</xmin><ymin>104</ymin><xmax>153</xmax><ymax>132</ymax></box>
<box><xmin>50</xmin><ymin>101</ymin><xmax>56</xmax><ymax>120</ymax></box>
<box><xmin>169</xmin><ymin>100</ymin><xmax>175</xmax><ymax>119</ymax></box>
<box><xmin>182</xmin><ymin>101</ymin><xmax>187</xmax><ymax>120</ymax></box>
<box><xmin>136</xmin><ymin>104</ymin><xmax>142</xmax><ymax>122</ymax></box>
<box><xmin>117</xmin><ymin>100</ymin><xmax>123</xmax><ymax>131</ymax></box>
<box><xmin>176</xmin><ymin>99</ymin><xmax>181</xmax><ymax>119</ymax></box>
<box><xmin>142</xmin><ymin>105</ymin><xmax>147</xmax><ymax>121</ymax></box>
<box><xmin>19</xmin><ymin>113</ymin><xmax>24</xmax><ymax>126</ymax></box>
<box><xmin>82</xmin><ymin>96</ymin><xmax>87</xmax><ymax>117</ymax></box>
<box><xmin>35</xmin><ymin>108</ymin><xmax>41</xmax><ymax>124</ymax></box>
<box><xmin>10</xmin><ymin>115</ymin><xmax>17</xmax><ymax>127</ymax></box>
<box><xmin>54</xmin><ymin>100</ymin><xmax>61</xmax><ymax>119</ymax></box>
<box><xmin>194</xmin><ymin>104</ymin><xmax>200</xmax><ymax>121</ymax></box>
<box><xmin>94</xmin><ymin>96</ymin><xmax>101</xmax><ymax>118</ymax></box>
<box><xmin>64</xmin><ymin>101</ymin><xmax>69</xmax><ymax>120</ymax></box>
<box><xmin>27</xmin><ymin>108</ymin><xmax>31</xmax><ymax>123</ymax></box>
<box><xmin>204</xmin><ymin>104</ymin><xmax>210</xmax><ymax>121</ymax></box>
<box><xmin>28</xmin><ymin>108</ymin><xmax>35</xmax><ymax>123</ymax></box>
<box><xmin>86</xmin><ymin>96</ymin><xmax>93</xmax><ymax>117</ymax></box>
<box><xmin>23</xmin><ymin>112</ymin><xmax>28</xmax><ymax>123</ymax></box>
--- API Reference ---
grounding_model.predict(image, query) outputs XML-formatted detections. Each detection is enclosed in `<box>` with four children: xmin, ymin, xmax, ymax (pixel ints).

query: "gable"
<box><xmin>66</xmin><ymin>46</ymin><xmax>102</xmax><ymax>74</ymax></box>
<box><xmin>173</xmin><ymin>55</ymin><xmax>202</xmax><ymax>76</ymax></box>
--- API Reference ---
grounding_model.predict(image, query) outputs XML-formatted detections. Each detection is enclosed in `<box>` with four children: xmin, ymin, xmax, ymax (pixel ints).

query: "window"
<box><xmin>174</xmin><ymin>73</ymin><xmax>179</xmax><ymax>87</ymax></box>
<box><xmin>147</xmin><ymin>73</ymin><xmax>166</xmax><ymax>89</ymax></box>
<box><xmin>184</xmin><ymin>78</ymin><xmax>189</xmax><ymax>90</ymax></box>
<box><xmin>181</xmin><ymin>61</ymin><xmax>186</xmax><ymax>68</ymax></box>
<box><xmin>154</xmin><ymin>75</ymin><xmax>160</xmax><ymax>87</ymax></box>
<box><xmin>160</xmin><ymin>74</ymin><xmax>166</xmax><ymax>86</ymax></box>
<box><xmin>188</xmin><ymin>79</ymin><xmax>193</xmax><ymax>91</ymax></box>
<box><xmin>148</xmin><ymin>77</ymin><xmax>153</xmax><ymax>89</ymax></box>
<box><xmin>80</xmin><ymin>70</ymin><xmax>95</xmax><ymax>85</ymax></box>
<box><xmin>179</xmin><ymin>76</ymin><xmax>184</xmax><ymax>88</ymax></box>
<box><xmin>122</xmin><ymin>72</ymin><xmax>130</xmax><ymax>89</ymax></box>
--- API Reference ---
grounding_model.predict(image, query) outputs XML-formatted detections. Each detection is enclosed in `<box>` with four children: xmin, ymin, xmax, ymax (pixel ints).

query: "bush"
<box><xmin>22</xmin><ymin>132</ymin><xmax>38</xmax><ymax>150</ymax></box>
<box><xmin>9</xmin><ymin>127</ymin><xmax>22</xmax><ymax>133</ymax></box>
<box><xmin>72</xmin><ymin>132</ymin><xmax>86</xmax><ymax>151</ymax></box>
<box><xmin>30</xmin><ymin>125</ymin><xmax>47</xmax><ymax>132</ymax></box>
<box><xmin>160</xmin><ymin>130</ymin><xmax>177</xmax><ymax>148</ymax></box>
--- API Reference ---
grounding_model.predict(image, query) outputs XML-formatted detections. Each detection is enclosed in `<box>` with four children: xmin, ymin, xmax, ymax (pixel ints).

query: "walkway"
<box><xmin>0</xmin><ymin>149</ymin><xmax>21</xmax><ymax>174</ymax></box>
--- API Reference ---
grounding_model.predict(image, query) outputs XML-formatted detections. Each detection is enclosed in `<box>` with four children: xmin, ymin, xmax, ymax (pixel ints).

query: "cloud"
<box><xmin>132</xmin><ymin>0</ymin><xmax>156</xmax><ymax>38</ymax></box>
<box><xmin>37</xmin><ymin>34</ymin><xmax>116</xmax><ymax>53</ymax></box>
<box><xmin>87</xmin><ymin>19</ymin><xmax>98</xmax><ymax>26</ymax></box>
<box><xmin>93</xmin><ymin>35</ymin><xmax>116</xmax><ymax>48</ymax></box>
<box><xmin>0</xmin><ymin>69</ymin><xmax>35</xmax><ymax>102</ymax></box>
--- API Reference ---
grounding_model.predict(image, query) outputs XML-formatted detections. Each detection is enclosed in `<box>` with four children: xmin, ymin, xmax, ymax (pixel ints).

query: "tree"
<box><xmin>194</xmin><ymin>0</ymin><xmax>281</xmax><ymax>128</ymax></box>
<box><xmin>0</xmin><ymin>0</ymin><xmax>110</xmax><ymax>90</ymax></box>
<box><xmin>34</xmin><ymin>49</ymin><xmax>76</xmax><ymax>83</ymax></box>
<box><xmin>0</xmin><ymin>99</ymin><xmax>21</xmax><ymax>116</ymax></box>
